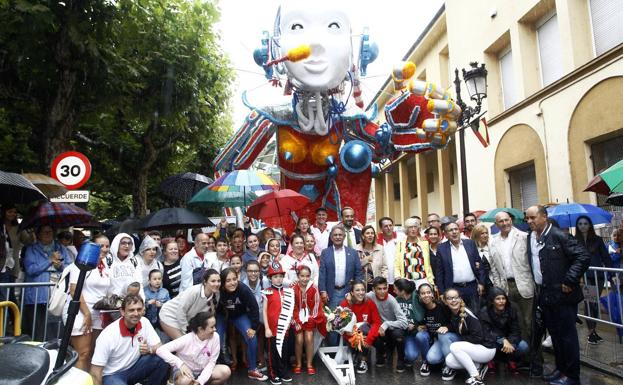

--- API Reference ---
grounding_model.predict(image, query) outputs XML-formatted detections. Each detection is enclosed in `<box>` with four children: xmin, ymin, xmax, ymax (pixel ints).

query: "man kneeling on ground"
<box><xmin>90</xmin><ymin>294</ymin><xmax>168</xmax><ymax>385</ymax></box>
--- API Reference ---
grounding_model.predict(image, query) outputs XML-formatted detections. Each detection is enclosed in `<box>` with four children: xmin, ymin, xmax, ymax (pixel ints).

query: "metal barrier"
<box><xmin>578</xmin><ymin>266</ymin><xmax>623</xmax><ymax>376</ymax></box>
<box><xmin>0</xmin><ymin>282</ymin><xmax>63</xmax><ymax>341</ymax></box>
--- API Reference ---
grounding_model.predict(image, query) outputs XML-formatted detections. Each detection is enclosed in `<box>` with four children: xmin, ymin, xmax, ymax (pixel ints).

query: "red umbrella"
<box><xmin>584</xmin><ymin>174</ymin><xmax>611</xmax><ymax>196</ymax></box>
<box><xmin>246</xmin><ymin>189</ymin><xmax>309</xmax><ymax>225</ymax></box>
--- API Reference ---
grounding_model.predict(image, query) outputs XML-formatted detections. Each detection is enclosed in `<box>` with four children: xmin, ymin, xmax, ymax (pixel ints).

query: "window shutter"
<box><xmin>590</xmin><ymin>0</ymin><xmax>623</xmax><ymax>56</ymax></box>
<box><xmin>499</xmin><ymin>49</ymin><xmax>518</xmax><ymax>109</ymax></box>
<box><xmin>509</xmin><ymin>164</ymin><xmax>538</xmax><ymax>211</ymax></box>
<box><xmin>537</xmin><ymin>14</ymin><xmax>563</xmax><ymax>86</ymax></box>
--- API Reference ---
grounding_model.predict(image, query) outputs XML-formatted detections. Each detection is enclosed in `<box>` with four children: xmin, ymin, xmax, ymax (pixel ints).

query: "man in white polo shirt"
<box><xmin>90</xmin><ymin>294</ymin><xmax>168</xmax><ymax>385</ymax></box>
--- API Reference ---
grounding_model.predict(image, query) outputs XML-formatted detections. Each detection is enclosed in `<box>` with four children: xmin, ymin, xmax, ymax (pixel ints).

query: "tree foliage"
<box><xmin>0</xmin><ymin>0</ymin><xmax>233</xmax><ymax>219</ymax></box>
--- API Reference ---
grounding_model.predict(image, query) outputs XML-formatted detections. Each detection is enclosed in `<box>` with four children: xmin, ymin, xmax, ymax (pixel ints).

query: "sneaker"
<box><xmin>405</xmin><ymin>361</ymin><xmax>413</xmax><ymax>368</ymax></box>
<box><xmin>281</xmin><ymin>377</ymin><xmax>293</xmax><ymax>383</ymax></box>
<box><xmin>248</xmin><ymin>370</ymin><xmax>268</xmax><ymax>381</ymax></box>
<box><xmin>594</xmin><ymin>332</ymin><xmax>604</xmax><ymax>343</ymax></box>
<box><xmin>419</xmin><ymin>362</ymin><xmax>431</xmax><ymax>377</ymax></box>
<box><xmin>507</xmin><ymin>361</ymin><xmax>519</xmax><ymax>374</ymax></box>
<box><xmin>356</xmin><ymin>360</ymin><xmax>369</xmax><ymax>374</ymax></box>
<box><xmin>587</xmin><ymin>332</ymin><xmax>599</xmax><ymax>345</ymax></box>
<box><xmin>442</xmin><ymin>366</ymin><xmax>456</xmax><ymax>381</ymax></box>
<box><xmin>396</xmin><ymin>361</ymin><xmax>406</xmax><ymax>373</ymax></box>
<box><xmin>487</xmin><ymin>361</ymin><xmax>496</xmax><ymax>374</ymax></box>
<box><xmin>269</xmin><ymin>378</ymin><xmax>281</xmax><ymax>385</ymax></box>
<box><xmin>542</xmin><ymin>335</ymin><xmax>553</xmax><ymax>348</ymax></box>
<box><xmin>478</xmin><ymin>363</ymin><xmax>489</xmax><ymax>379</ymax></box>
<box><xmin>465</xmin><ymin>376</ymin><xmax>484</xmax><ymax>385</ymax></box>
<box><xmin>375</xmin><ymin>354</ymin><xmax>386</xmax><ymax>367</ymax></box>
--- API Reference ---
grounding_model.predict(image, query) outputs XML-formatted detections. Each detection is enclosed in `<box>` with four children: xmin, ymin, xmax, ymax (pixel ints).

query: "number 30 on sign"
<box><xmin>51</xmin><ymin>151</ymin><xmax>92</xmax><ymax>190</ymax></box>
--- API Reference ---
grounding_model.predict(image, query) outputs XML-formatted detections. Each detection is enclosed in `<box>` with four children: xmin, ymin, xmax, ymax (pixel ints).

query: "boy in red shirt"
<box><xmin>263</xmin><ymin>261</ymin><xmax>294</xmax><ymax>385</ymax></box>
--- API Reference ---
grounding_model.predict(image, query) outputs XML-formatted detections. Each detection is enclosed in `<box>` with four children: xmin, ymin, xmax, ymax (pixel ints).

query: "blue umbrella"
<box><xmin>546</xmin><ymin>203</ymin><xmax>613</xmax><ymax>229</ymax></box>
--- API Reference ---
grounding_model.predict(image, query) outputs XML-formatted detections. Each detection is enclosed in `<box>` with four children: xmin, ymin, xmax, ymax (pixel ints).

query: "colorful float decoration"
<box><xmin>213</xmin><ymin>3</ymin><xmax>461</xmax><ymax>228</ymax></box>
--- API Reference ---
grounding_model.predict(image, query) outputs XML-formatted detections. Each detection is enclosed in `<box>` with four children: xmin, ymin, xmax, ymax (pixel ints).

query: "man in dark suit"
<box><xmin>526</xmin><ymin>205</ymin><xmax>590</xmax><ymax>385</ymax></box>
<box><xmin>328</xmin><ymin>206</ymin><xmax>361</xmax><ymax>247</ymax></box>
<box><xmin>319</xmin><ymin>224</ymin><xmax>363</xmax><ymax>345</ymax></box>
<box><xmin>435</xmin><ymin>222</ymin><xmax>485</xmax><ymax>309</ymax></box>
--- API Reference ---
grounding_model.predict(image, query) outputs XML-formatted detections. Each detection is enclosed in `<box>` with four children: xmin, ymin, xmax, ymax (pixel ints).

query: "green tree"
<box><xmin>0</xmin><ymin>0</ymin><xmax>233</xmax><ymax>218</ymax></box>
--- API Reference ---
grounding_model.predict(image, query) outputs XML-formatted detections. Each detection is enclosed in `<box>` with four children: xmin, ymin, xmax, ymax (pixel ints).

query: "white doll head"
<box><xmin>275</xmin><ymin>2</ymin><xmax>353</xmax><ymax>92</ymax></box>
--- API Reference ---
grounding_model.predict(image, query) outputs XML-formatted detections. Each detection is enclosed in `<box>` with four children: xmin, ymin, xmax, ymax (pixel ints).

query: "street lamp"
<box><xmin>453</xmin><ymin>62</ymin><xmax>488</xmax><ymax>214</ymax></box>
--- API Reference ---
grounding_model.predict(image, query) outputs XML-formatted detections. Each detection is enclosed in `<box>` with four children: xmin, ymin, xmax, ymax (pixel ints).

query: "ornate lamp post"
<box><xmin>453</xmin><ymin>62</ymin><xmax>488</xmax><ymax>214</ymax></box>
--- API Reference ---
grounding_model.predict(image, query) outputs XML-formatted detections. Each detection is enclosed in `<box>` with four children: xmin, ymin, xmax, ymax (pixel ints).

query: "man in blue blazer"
<box><xmin>435</xmin><ymin>222</ymin><xmax>485</xmax><ymax>309</ymax></box>
<box><xmin>319</xmin><ymin>224</ymin><xmax>363</xmax><ymax>345</ymax></box>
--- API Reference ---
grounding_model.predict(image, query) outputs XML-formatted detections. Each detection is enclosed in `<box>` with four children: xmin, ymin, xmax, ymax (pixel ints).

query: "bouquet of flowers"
<box><xmin>348</xmin><ymin>325</ymin><xmax>365</xmax><ymax>351</ymax></box>
<box><xmin>324</xmin><ymin>306</ymin><xmax>356</xmax><ymax>334</ymax></box>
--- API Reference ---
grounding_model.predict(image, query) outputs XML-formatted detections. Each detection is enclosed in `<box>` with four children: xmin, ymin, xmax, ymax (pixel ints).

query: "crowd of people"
<box><xmin>2</xmin><ymin>203</ymin><xmax>621</xmax><ymax>385</ymax></box>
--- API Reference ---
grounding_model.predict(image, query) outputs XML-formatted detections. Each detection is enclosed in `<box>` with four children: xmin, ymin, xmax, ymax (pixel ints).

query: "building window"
<box><xmin>499</xmin><ymin>48</ymin><xmax>518</xmax><ymax>109</ymax></box>
<box><xmin>590</xmin><ymin>0</ymin><xmax>623</xmax><ymax>56</ymax></box>
<box><xmin>537</xmin><ymin>13</ymin><xmax>563</xmax><ymax>86</ymax></box>
<box><xmin>509</xmin><ymin>164</ymin><xmax>538</xmax><ymax>211</ymax></box>
<box><xmin>591</xmin><ymin>133</ymin><xmax>623</xmax><ymax>207</ymax></box>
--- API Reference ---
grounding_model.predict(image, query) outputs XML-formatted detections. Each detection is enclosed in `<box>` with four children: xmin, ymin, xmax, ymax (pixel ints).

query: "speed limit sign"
<box><xmin>51</xmin><ymin>151</ymin><xmax>92</xmax><ymax>190</ymax></box>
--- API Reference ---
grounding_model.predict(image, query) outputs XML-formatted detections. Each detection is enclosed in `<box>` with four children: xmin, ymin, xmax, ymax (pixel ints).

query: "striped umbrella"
<box><xmin>20</xmin><ymin>202</ymin><xmax>94</xmax><ymax>230</ymax></box>
<box><xmin>207</xmin><ymin>170</ymin><xmax>278</xmax><ymax>193</ymax></box>
<box><xmin>188</xmin><ymin>187</ymin><xmax>258</xmax><ymax>208</ymax></box>
<box><xmin>0</xmin><ymin>170</ymin><xmax>48</xmax><ymax>204</ymax></box>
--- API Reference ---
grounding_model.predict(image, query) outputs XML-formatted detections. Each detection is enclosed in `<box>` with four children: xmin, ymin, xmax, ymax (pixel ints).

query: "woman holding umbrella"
<box><xmin>1</xmin><ymin>204</ymin><xmax>29</xmax><ymax>301</ymax></box>
<box><xmin>23</xmin><ymin>224</ymin><xmax>72</xmax><ymax>340</ymax></box>
<box><xmin>575</xmin><ymin>215</ymin><xmax>611</xmax><ymax>344</ymax></box>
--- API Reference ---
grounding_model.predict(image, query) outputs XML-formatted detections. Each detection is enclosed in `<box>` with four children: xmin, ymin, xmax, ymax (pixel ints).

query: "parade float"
<box><xmin>213</xmin><ymin>2</ymin><xmax>461</xmax><ymax>231</ymax></box>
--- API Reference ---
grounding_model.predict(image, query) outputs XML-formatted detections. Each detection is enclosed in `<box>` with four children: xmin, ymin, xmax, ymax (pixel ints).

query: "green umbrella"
<box><xmin>188</xmin><ymin>187</ymin><xmax>258</xmax><ymax>208</ymax></box>
<box><xmin>479</xmin><ymin>207</ymin><xmax>525</xmax><ymax>224</ymax></box>
<box><xmin>600</xmin><ymin>159</ymin><xmax>623</xmax><ymax>193</ymax></box>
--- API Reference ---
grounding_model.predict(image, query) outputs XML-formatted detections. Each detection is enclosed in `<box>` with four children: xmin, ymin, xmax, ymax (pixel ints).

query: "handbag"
<box><xmin>48</xmin><ymin>267</ymin><xmax>71</xmax><ymax>316</ymax></box>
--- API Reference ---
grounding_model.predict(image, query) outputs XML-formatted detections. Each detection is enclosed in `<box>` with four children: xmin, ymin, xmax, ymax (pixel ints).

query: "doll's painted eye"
<box><xmin>328</xmin><ymin>22</ymin><xmax>340</xmax><ymax>29</ymax></box>
<box><xmin>291</xmin><ymin>23</ymin><xmax>304</xmax><ymax>30</ymax></box>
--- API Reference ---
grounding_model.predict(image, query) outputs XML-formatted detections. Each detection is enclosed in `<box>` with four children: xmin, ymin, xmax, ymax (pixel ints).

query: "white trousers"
<box><xmin>445</xmin><ymin>341</ymin><xmax>496</xmax><ymax>377</ymax></box>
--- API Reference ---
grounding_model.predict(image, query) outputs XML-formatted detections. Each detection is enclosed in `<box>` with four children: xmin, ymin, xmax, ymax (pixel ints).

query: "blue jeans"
<box><xmin>405</xmin><ymin>331</ymin><xmax>431</xmax><ymax>363</ymax></box>
<box><xmin>494</xmin><ymin>340</ymin><xmax>530</xmax><ymax>362</ymax></box>
<box><xmin>0</xmin><ymin>271</ymin><xmax>16</xmax><ymax>302</ymax></box>
<box><xmin>217</xmin><ymin>314</ymin><xmax>258</xmax><ymax>371</ymax></box>
<box><xmin>426</xmin><ymin>332</ymin><xmax>460</xmax><ymax>365</ymax></box>
<box><xmin>216</xmin><ymin>312</ymin><xmax>226</xmax><ymax>349</ymax></box>
<box><xmin>326</xmin><ymin>286</ymin><xmax>349</xmax><ymax>346</ymax></box>
<box><xmin>102</xmin><ymin>354</ymin><xmax>168</xmax><ymax>385</ymax></box>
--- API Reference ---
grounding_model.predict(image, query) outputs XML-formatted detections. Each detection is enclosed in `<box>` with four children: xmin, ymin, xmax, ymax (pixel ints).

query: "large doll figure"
<box><xmin>213</xmin><ymin>3</ymin><xmax>459</xmax><ymax>228</ymax></box>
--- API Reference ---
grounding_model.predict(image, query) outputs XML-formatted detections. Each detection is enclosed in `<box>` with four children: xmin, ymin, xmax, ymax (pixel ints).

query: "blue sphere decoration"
<box><xmin>340</xmin><ymin>140</ymin><xmax>372</xmax><ymax>173</ymax></box>
<box><xmin>328</xmin><ymin>165</ymin><xmax>338</xmax><ymax>177</ymax></box>
<box><xmin>325</xmin><ymin>155</ymin><xmax>335</xmax><ymax>165</ymax></box>
<box><xmin>284</xmin><ymin>151</ymin><xmax>293</xmax><ymax>161</ymax></box>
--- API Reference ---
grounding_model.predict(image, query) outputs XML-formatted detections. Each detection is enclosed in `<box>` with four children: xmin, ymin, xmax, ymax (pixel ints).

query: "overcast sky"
<box><xmin>215</xmin><ymin>0</ymin><xmax>445</xmax><ymax>128</ymax></box>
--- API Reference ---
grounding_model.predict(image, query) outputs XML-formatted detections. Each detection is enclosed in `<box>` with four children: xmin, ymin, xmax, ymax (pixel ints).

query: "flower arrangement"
<box><xmin>348</xmin><ymin>325</ymin><xmax>365</xmax><ymax>351</ymax></box>
<box><xmin>324</xmin><ymin>305</ymin><xmax>355</xmax><ymax>333</ymax></box>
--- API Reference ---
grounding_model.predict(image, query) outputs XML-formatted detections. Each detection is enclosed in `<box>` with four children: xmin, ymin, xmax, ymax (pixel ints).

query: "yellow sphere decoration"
<box><xmin>278</xmin><ymin>129</ymin><xmax>307</xmax><ymax>163</ymax></box>
<box><xmin>310</xmin><ymin>132</ymin><xmax>340</xmax><ymax>166</ymax></box>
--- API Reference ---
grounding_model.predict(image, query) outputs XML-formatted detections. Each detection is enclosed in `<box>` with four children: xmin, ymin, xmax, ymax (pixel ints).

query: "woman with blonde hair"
<box><xmin>394</xmin><ymin>217</ymin><xmax>434</xmax><ymax>288</ymax></box>
<box><xmin>471</xmin><ymin>224</ymin><xmax>494</xmax><ymax>293</ymax></box>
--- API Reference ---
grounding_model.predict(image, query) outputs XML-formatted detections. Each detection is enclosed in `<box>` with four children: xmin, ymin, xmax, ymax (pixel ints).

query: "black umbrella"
<box><xmin>159</xmin><ymin>172</ymin><xmax>214</xmax><ymax>201</ymax></box>
<box><xmin>136</xmin><ymin>207</ymin><xmax>214</xmax><ymax>231</ymax></box>
<box><xmin>606</xmin><ymin>193</ymin><xmax>623</xmax><ymax>206</ymax></box>
<box><xmin>0</xmin><ymin>170</ymin><xmax>48</xmax><ymax>204</ymax></box>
